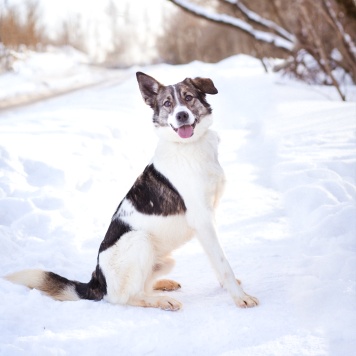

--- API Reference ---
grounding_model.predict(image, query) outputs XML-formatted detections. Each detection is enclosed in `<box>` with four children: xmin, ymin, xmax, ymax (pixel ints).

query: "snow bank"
<box><xmin>0</xmin><ymin>52</ymin><xmax>355</xmax><ymax>355</ymax></box>
<box><xmin>0</xmin><ymin>46</ymin><xmax>125</xmax><ymax>109</ymax></box>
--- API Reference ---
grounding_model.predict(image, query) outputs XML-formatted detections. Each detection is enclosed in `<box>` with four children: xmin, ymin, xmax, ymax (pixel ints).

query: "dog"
<box><xmin>5</xmin><ymin>72</ymin><xmax>259</xmax><ymax>311</ymax></box>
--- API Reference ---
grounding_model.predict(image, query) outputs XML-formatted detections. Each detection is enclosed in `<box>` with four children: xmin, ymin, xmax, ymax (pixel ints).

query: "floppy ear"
<box><xmin>136</xmin><ymin>72</ymin><xmax>163</xmax><ymax>108</ymax></box>
<box><xmin>189</xmin><ymin>77</ymin><xmax>218</xmax><ymax>95</ymax></box>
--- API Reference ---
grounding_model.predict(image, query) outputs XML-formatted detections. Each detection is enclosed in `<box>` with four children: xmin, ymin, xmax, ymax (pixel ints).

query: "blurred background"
<box><xmin>1</xmin><ymin>0</ymin><xmax>355</xmax><ymax>100</ymax></box>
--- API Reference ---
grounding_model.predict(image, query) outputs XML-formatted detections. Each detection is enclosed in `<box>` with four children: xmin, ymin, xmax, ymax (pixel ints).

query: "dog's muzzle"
<box><xmin>171</xmin><ymin>111</ymin><xmax>196</xmax><ymax>139</ymax></box>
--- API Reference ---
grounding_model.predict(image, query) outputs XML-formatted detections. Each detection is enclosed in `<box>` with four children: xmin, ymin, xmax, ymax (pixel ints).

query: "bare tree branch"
<box><xmin>167</xmin><ymin>0</ymin><xmax>295</xmax><ymax>52</ymax></box>
<box><xmin>299</xmin><ymin>0</ymin><xmax>346</xmax><ymax>100</ymax></box>
<box><xmin>323</xmin><ymin>0</ymin><xmax>356</xmax><ymax>61</ymax></box>
<box><xmin>167</xmin><ymin>0</ymin><xmax>355</xmax><ymax>100</ymax></box>
<box><xmin>223</xmin><ymin>0</ymin><xmax>295</xmax><ymax>42</ymax></box>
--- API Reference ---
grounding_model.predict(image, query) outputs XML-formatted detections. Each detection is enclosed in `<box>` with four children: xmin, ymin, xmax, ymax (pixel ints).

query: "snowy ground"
<box><xmin>0</xmin><ymin>46</ymin><xmax>126</xmax><ymax>110</ymax></box>
<box><xmin>0</xmin><ymin>53</ymin><xmax>355</xmax><ymax>355</ymax></box>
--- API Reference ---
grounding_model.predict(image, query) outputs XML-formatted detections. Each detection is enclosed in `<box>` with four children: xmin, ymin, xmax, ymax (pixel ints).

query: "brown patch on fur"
<box><xmin>185</xmin><ymin>77</ymin><xmax>218</xmax><ymax>95</ymax></box>
<box><xmin>153</xmin><ymin>279</ymin><xmax>181</xmax><ymax>291</ymax></box>
<box><xmin>41</xmin><ymin>272</ymin><xmax>78</xmax><ymax>301</ymax></box>
<box><xmin>4</xmin><ymin>269</ymin><xmax>79</xmax><ymax>301</ymax></box>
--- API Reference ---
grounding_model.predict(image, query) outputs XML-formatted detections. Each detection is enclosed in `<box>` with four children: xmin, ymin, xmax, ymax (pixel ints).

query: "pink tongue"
<box><xmin>177</xmin><ymin>125</ymin><xmax>194</xmax><ymax>138</ymax></box>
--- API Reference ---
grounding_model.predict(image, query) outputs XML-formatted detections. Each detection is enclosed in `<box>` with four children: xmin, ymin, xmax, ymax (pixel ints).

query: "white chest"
<box><xmin>152</xmin><ymin>130</ymin><xmax>225</xmax><ymax>214</ymax></box>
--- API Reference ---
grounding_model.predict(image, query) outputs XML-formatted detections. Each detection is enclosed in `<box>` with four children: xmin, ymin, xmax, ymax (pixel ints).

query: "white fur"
<box><xmin>101</xmin><ymin>203</ymin><xmax>194</xmax><ymax>306</ymax></box>
<box><xmin>100</xmin><ymin>231</ymin><xmax>154</xmax><ymax>304</ymax></box>
<box><xmin>114</xmin><ymin>200</ymin><xmax>194</xmax><ymax>255</ymax></box>
<box><xmin>5</xmin><ymin>269</ymin><xmax>45</xmax><ymax>289</ymax></box>
<box><xmin>100</xmin><ymin>114</ymin><xmax>258</xmax><ymax>309</ymax></box>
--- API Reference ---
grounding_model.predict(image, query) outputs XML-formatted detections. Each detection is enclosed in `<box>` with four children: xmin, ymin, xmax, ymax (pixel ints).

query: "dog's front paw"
<box><xmin>234</xmin><ymin>293</ymin><xmax>259</xmax><ymax>308</ymax></box>
<box><xmin>158</xmin><ymin>297</ymin><xmax>182</xmax><ymax>311</ymax></box>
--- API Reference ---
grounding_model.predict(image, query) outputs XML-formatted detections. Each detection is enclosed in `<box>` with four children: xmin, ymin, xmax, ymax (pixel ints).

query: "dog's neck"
<box><xmin>153</xmin><ymin>126</ymin><xmax>220</xmax><ymax>165</ymax></box>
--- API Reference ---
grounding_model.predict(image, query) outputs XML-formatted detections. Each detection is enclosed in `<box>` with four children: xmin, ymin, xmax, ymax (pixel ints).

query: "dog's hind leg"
<box><xmin>149</xmin><ymin>255</ymin><xmax>181</xmax><ymax>291</ymax></box>
<box><xmin>126</xmin><ymin>255</ymin><xmax>182</xmax><ymax>310</ymax></box>
<box><xmin>99</xmin><ymin>232</ymin><xmax>182</xmax><ymax>310</ymax></box>
<box><xmin>99</xmin><ymin>231</ymin><xmax>155</xmax><ymax>305</ymax></box>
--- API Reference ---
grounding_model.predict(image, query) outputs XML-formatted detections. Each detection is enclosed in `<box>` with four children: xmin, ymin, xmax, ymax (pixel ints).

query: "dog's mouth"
<box><xmin>171</xmin><ymin>121</ymin><xmax>197</xmax><ymax>139</ymax></box>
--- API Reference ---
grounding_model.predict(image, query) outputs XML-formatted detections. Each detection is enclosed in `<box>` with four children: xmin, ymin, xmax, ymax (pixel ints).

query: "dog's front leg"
<box><xmin>195</xmin><ymin>221</ymin><xmax>259</xmax><ymax>308</ymax></box>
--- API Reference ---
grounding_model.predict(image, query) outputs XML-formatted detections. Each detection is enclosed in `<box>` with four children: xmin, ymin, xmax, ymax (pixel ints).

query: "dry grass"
<box><xmin>0</xmin><ymin>0</ymin><xmax>46</xmax><ymax>49</ymax></box>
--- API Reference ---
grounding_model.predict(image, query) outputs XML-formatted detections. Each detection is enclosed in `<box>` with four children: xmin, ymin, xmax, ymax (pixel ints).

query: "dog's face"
<box><xmin>136</xmin><ymin>72</ymin><xmax>218</xmax><ymax>142</ymax></box>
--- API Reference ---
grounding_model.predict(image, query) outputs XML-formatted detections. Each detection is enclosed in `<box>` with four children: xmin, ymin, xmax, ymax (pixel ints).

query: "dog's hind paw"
<box><xmin>153</xmin><ymin>279</ymin><xmax>181</xmax><ymax>291</ymax></box>
<box><xmin>234</xmin><ymin>293</ymin><xmax>259</xmax><ymax>308</ymax></box>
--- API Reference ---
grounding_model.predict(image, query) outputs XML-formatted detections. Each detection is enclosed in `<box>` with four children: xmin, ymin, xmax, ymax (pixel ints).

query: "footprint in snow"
<box><xmin>21</xmin><ymin>159</ymin><xmax>65</xmax><ymax>187</ymax></box>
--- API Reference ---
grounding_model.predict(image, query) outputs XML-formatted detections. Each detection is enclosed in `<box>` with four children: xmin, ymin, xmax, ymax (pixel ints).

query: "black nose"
<box><xmin>176</xmin><ymin>111</ymin><xmax>189</xmax><ymax>123</ymax></box>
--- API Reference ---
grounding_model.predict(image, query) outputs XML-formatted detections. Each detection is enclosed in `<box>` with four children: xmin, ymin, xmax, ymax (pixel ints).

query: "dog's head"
<box><xmin>136</xmin><ymin>72</ymin><xmax>218</xmax><ymax>142</ymax></box>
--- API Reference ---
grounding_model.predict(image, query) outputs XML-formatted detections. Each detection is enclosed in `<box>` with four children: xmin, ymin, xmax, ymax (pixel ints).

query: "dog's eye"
<box><xmin>163</xmin><ymin>101</ymin><xmax>171</xmax><ymax>107</ymax></box>
<box><xmin>185</xmin><ymin>95</ymin><xmax>193</xmax><ymax>102</ymax></box>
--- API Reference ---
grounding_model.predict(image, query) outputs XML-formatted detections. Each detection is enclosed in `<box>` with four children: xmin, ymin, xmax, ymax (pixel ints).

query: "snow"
<box><xmin>0</xmin><ymin>51</ymin><xmax>355</xmax><ymax>355</ymax></box>
<box><xmin>0</xmin><ymin>46</ymin><xmax>125</xmax><ymax>109</ymax></box>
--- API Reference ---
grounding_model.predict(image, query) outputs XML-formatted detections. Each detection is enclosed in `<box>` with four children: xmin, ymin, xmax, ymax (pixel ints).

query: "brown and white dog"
<box><xmin>5</xmin><ymin>72</ymin><xmax>259</xmax><ymax>311</ymax></box>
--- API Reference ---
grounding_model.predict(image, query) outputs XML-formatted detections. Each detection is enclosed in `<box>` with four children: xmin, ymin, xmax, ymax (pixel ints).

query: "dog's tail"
<box><xmin>4</xmin><ymin>267</ymin><xmax>106</xmax><ymax>302</ymax></box>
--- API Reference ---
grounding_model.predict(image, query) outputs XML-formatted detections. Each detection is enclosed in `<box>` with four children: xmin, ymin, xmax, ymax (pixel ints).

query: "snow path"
<box><xmin>0</xmin><ymin>56</ymin><xmax>355</xmax><ymax>355</ymax></box>
<box><xmin>0</xmin><ymin>47</ymin><xmax>127</xmax><ymax>110</ymax></box>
